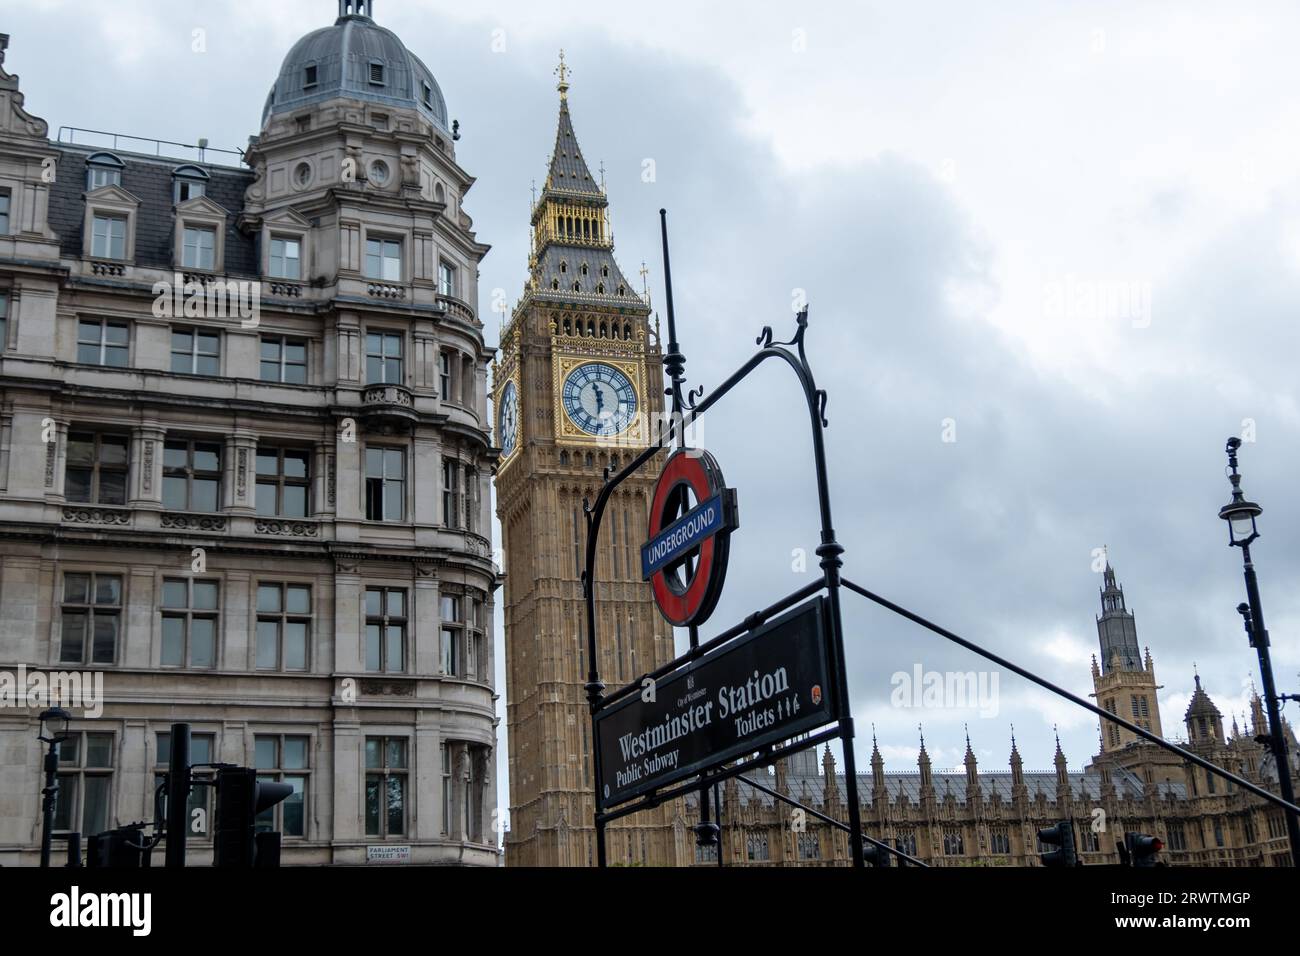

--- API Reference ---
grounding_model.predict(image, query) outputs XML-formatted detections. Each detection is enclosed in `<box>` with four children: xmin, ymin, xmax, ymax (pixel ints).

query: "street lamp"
<box><xmin>1218</xmin><ymin>437</ymin><xmax>1300</xmax><ymax>868</ymax></box>
<box><xmin>37</xmin><ymin>706</ymin><xmax>71</xmax><ymax>868</ymax></box>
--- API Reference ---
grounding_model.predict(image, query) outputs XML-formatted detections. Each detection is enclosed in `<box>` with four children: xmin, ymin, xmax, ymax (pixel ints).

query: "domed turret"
<box><xmin>262</xmin><ymin>1</ymin><xmax>449</xmax><ymax>132</ymax></box>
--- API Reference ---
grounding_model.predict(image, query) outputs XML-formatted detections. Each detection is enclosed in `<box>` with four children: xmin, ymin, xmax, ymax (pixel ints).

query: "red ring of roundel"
<box><xmin>648</xmin><ymin>450</ymin><xmax>720</xmax><ymax>627</ymax></box>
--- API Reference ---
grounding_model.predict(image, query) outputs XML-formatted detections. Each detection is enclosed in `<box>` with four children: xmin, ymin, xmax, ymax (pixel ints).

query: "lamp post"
<box><xmin>37</xmin><ymin>706</ymin><xmax>71</xmax><ymax>868</ymax></box>
<box><xmin>1219</xmin><ymin>437</ymin><xmax>1300</xmax><ymax>868</ymax></box>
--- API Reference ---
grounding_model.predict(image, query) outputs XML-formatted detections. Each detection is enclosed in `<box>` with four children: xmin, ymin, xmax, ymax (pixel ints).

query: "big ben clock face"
<box><xmin>562</xmin><ymin>362</ymin><xmax>638</xmax><ymax>437</ymax></box>
<box><xmin>498</xmin><ymin>380</ymin><xmax>519</xmax><ymax>458</ymax></box>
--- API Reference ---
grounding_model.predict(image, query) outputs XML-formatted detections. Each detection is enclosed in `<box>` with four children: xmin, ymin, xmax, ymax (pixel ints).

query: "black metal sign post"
<box><xmin>582</xmin><ymin>210</ymin><xmax>866</xmax><ymax>868</ymax></box>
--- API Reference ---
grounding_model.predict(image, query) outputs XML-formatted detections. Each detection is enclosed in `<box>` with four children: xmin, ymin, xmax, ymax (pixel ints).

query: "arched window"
<box><xmin>623</xmin><ymin>323</ymin><xmax>632</xmax><ymax>340</ymax></box>
<box><xmin>587</xmin><ymin>320</ymin><xmax>595</xmax><ymax>336</ymax></box>
<box><xmin>559</xmin><ymin>260</ymin><xmax>568</xmax><ymax>274</ymax></box>
<box><xmin>551</xmin><ymin>279</ymin><xmax>560</xmax><ymax>290</ymax></box>
<box><xmin>559</xmin><ymin>451</ymin><xmax>570</xmax><ymax>466</ymax></box>
<box><xmin>597</xmin><ymin>283</ymin><xmax>605</xmax><ymax>295</ymax></box>
<box><xmin>599</xmin><ymin>321</ymin><xmax>607</xmax><ymax>338</ymax></box>
<box><xmin>563</xmin><ymin>318</ymin><xmax>572</xmax><ymax>335</ymax></box>
<box><xmin>435</xmin><ymin>182</ymin><xmax>445</xmax><ymax>204</ymax></box>
<box><xmin>581</xmin><ymin>263</ymin><xmax>589</xmax><ymax>276</ymax></box>
<box><xmin>601</xmin><ymin>265</ymin><xmax>609</xmax><ymax>278</ymax></box>
<box><xmin>573</xmin><ymin>282</ymin><xmax>581</xmax><ymax>292</ymax></box>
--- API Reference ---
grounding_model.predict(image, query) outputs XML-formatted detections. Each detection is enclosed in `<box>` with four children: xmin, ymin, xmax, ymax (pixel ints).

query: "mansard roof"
<box><xmin>46</xmin><ymin>144</ymin><xmax>257</xmax><ymax>276</ymax></box>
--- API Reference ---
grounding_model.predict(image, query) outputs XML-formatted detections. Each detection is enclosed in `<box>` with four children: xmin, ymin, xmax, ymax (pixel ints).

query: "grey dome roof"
<box><xmin>263</xmin><ymin>10</ymin><xmax>449</xmax><ymax>131</ymax></box>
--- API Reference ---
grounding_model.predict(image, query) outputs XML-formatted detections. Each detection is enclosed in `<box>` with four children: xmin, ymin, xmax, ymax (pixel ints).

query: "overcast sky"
<box><xmin>8</xmin><ymin>0</ymin><xmax>1300</xmax><ymax>830</ymax></box>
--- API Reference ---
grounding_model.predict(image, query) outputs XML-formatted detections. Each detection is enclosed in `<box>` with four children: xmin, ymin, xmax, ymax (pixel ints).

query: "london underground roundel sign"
<box><xmin>641</xmin><ymin>449</ymin><xmax>739</xmax><ymax>628</ymax></box>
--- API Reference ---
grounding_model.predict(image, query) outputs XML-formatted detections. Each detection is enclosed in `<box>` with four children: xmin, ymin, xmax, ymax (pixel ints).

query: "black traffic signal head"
<box><xmin>214</xmin><ymin>767</ymin><xmax>292</xmax><ymax>867</ymax></box>
<box><xmin>1037</xmin><ymin>820</ymin><xmax>1078</xmax><ymax>868</ymax></box>
<box><xmin>1125</xmin><ymin>832</ymin><xmax>1163</xmax><ymax>867</ymax></box>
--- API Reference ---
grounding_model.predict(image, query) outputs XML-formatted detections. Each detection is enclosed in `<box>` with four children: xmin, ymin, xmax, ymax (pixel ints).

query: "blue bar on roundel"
<box><xmin>641</xmin><ymin>493</ymin><xmax>724</xmax><ymax>581</ymax></box>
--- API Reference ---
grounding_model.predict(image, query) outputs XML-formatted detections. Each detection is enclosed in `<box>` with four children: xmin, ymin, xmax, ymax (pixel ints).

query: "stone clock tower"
<box><xmin>493</xmin><ymin>59</ymin><xmax>687</xmax><ymax>866</ymax></box>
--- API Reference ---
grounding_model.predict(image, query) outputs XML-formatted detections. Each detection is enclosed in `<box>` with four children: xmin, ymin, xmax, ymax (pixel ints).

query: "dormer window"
<box><xmin>303</xmin><ymin>64</ymin><xmax>318</xmax><ymax>89</ymax></box>
<box><xmin>422</xmin><ymin>82</ymin><xmax>433</xmax><ymax>108</ymax></box>
<box><xmin>368</xmin><ymin>61</ymin><xmax>386</xmax><ymax>86</ymax></box>
<box><xmin>85</xmin><ymin>152</ymin><xmax>124</xmax><ymax>191</ymax></box>
<box><xmin>559</xmin><ymin>261</ymin><xmax>568</xmax><ymax>274</ymax></box>
<box><xmin>173</xmin><ymin>165</ymin><xmax>209</xmax><ymax>203</ymax></box>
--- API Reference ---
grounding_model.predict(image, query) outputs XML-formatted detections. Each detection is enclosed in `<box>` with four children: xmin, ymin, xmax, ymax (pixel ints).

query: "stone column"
<box><xmin>131</xmin><ymin>425</ymin><xmax>165</xmax><ymax>508</ymax></box>
<box><xmin>415</xmin><ymin>712</ymin><xmax>441</xmax><ymax>844</ymax></box>
<box><xmin>332</xmin><ymin>717</ymin><xmax>362</xmax><ymax>844</ymax></box>
<box><xmin>223</xmin><ymin>569</ymin><xmax>252</xmax><ymax>670</ymax></box>
<box><xmin>124</xmin><ymin>568</ymin><xmax>155</xmax><ymax>669</ymax></box>
<box><xmin>413</xmin><ymin>572</ymin><xmax>439</xmax><ymax>675</ymax></box>
<box><xmin>225</xmin><ymin>430</ymin><xmax>258</xmax><ymax>513</ymax></box>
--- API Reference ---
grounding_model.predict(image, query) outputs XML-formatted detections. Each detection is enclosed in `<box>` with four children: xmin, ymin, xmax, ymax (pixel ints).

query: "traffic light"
<box><xmin>863</xmin><ymin>839</ymin><xmax>892</xmax><ymax>867</ymax></box>
<box><xmin>1122</xmin><ymin>832</ymin><xmax>1164</xmax><ymax>867</ymax></box>
<box><xmin>86</xmin><ymin>825</ymin><xmax>147</xmax><ymax>868</ymax></box>
<box><xmin>1037</xmin><ymin>820</ymin><xmax>1078</xmax><ymax>867</ymax></box>
<box><xmin>213</xmin><ymin>767</ymin><xmax>292</xmax><ymax>867</ymax></box>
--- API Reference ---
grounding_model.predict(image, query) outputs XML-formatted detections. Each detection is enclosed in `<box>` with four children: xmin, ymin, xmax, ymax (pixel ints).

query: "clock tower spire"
<box><xmin>493</xmin><ymin>58</ymin><xmax>680</xmax><ymax>866</ymax></box>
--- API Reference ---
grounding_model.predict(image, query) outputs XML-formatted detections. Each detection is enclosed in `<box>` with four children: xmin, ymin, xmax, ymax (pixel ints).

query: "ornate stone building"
<box><xmin>687</xmin><ymin>563</ymin><xmax>1300</xmax><ymax>867</ymax></box>
<box><xmin>494</xmin><ymin>62</ymin><xmax>694</xmax><ymax>866</ymax></box>
<box><xmin>0</xmin><ymin>2</ymin><xmax>499</xmax><ymax>866</ymax></box>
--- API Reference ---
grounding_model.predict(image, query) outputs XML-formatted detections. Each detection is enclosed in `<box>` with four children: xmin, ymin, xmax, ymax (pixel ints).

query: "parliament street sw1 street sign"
<box><xmin>595</xmin><ymin>597</ymin><xmax>835</xmax><ymax>811</ymax></box>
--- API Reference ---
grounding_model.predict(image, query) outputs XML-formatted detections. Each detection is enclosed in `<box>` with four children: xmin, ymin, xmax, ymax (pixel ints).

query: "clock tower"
<box><xmin>493</xmin><ymin>57</ymin><xmax>686</xmax><ymax>866</ymax></box>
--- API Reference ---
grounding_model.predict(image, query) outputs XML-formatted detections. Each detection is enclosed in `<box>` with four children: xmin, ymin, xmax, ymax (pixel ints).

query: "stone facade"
<box><xmin>0</xmin><ymin>6</ymin><xmax>499</xmax><ymax>866</ymax></box>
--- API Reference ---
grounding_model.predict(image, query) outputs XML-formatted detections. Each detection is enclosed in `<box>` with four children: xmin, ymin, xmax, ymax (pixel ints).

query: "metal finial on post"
<box><xmin>659</xmin><ymin>209</ymin><xmax>686</xmax><ymax>424</ymax></box>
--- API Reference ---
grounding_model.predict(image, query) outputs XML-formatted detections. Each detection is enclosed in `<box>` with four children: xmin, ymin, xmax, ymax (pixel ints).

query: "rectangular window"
<box><xmin>364</xmin><ymin>588</ymin><xmax>406</xmax><ymax>673</ymax></box>
<box><xmin>438</xmin><ymin>350</ymin><xmax>453</xmax><ymax>399</ymax></box>
<box><xmin>463</xmin><ymin>466</ymin><xmax>478</xmax><ymax>533</ymax></box>
<box><xmin>91</xmin><ymin>214</ymin><xmax>126</xmax><ymax>259</ymax></box>
<box><xmin>364</xmin><ymin>737</ymin><xmax>407</xmax><ymax>837</ymax></box>
<box><xmin>364</xmin><ymin>237</ymin><xmax>401</xmax><ymax>281</ymax></box>
<box><xmin>442</xmin><ymin>458</ymin><xmax>460</xmax><ymax>529</ymax></box>
<box><xmin>256</xmin><ymin>447</ymin><xmax>310</xmax><ymax>518</ymax></box>
<box><xmin>156</xmin><ymin>732</ymin><xmax>215</xmax><ymax>838</ymax></box>
<box><xmin>269</xmin><ymin>237</ymin><xmax>301</xmax><ymax>280</ymax></box>
<box><xmin>259</xmin><ymin>336</ymin><xmax>308</xmax><ymax>384</ymax></box>
<box><xmin>77</xmin><ymin>319</ymin><xmax>129</xmax><ymax>367</ymax></box>
<box><xmin>170</xmin><ymin>327</ymin><xmax>221</xmax><ymax>375</ymax></box>
<box><xmin>65</xmin><ymin>432</ymin><xmax>128</xmax><ymax>506</ymax></box>
<box><xmin>440</xmin><ymin>593</ymin><xmax>461</xmax><ymax>676</ymax></box>
<box><xmin>59</xmin><ymin>573</ymin><xmax>121</xmax><ymax>665</ymax></box>
<box><xmin>162</xmin><ymin>439</ymin><xmax>222</xmax><ymax>512</ymax></box>
<box><xmin>182</xmin><ymin>225</ymin><xmax>216</xmax><ymax>270</ymax></box>
<box><xmin>175</xmin><ymin>179</ymin><xmax>205</xmax><ymax>203</ymax></box>
<box><xmin>0</xmin><ymin>191</ymin><xmax>9</xmax><ymax>234</ymax></box>
<box><xmin>368</xmin><ymin>62</ymin><xmax>386</xmax><ymax>86</ymax></box>
<box><xmin>365</xmin><ymin>331</ymin><xmax>403</xmax><ymax>384</ymax></box>
<box><xmin>160</xmin><ymin>578</ymin><xmax>219</xmax><ymax>668</ymax></box>
<box><xmin>304</xmin><ymin>65</ymin><xmax>318</xmax><ymax>88</ymax></box>
<box><xmin>746</xmin><ymin>833</ymin><xmax>770</xmax><ymax>861</ymax></box>
<box><xmin>88</xmin><ymin>167</ymin><xmax>121</xmax><ymax>190</ymax></box>
<box><xmin>364</xmin><ymin>447</ymin><xmax>405</xmax><ymax>521</ymax></box>
<box><xmin>256</xmin><ymin>583</ymin><xmax>312</xmax><ymax>671</ymax></box>
<box><xmin>254</xmin><ymin>735</ymin><xmax>309</xmax><ymax>838</ymax></box>
<box><xmin>52</xmin><ymin>732</ymin><xmax>114</xmax><ymax>836</ymax></box>
<box><xmin>438</xmin><ymin>260</ymin><xmax>456</xmax><ymax>297</ymax></box>
<box><xmin>943</xmin><ymin>830</ymin><xmax>965</xmax><ymax>855</ymax></box>
<box><xmin>441</xmin><ymin>743</ymin><xmax>452</xmax><ymax>834</ymax></box>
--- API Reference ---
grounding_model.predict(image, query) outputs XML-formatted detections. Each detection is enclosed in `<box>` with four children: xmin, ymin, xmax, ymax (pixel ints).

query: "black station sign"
<box><xmin>594</xmin><ymin>597</ymin><xmax>835</xmax><ymax>811</ymax></box>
